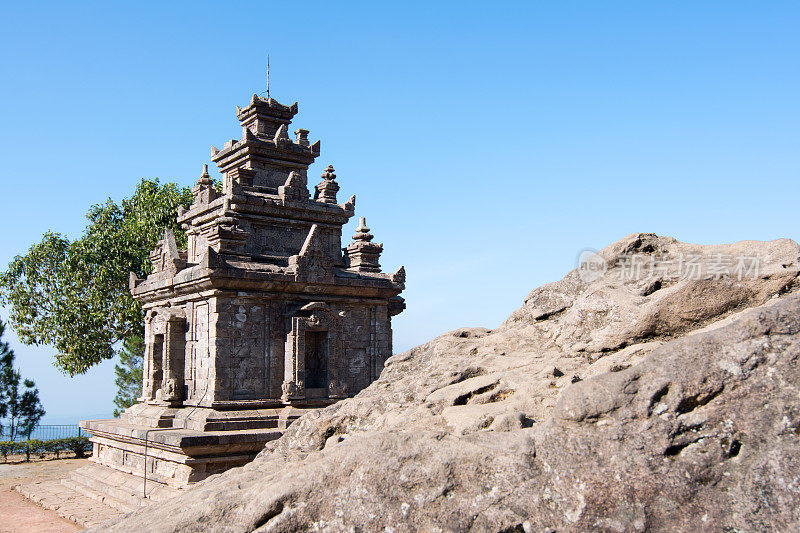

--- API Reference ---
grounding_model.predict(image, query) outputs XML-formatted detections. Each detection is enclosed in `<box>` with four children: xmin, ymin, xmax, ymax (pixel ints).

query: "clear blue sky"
<box><xmin>1</xmin><ymin>1</ymin><xmax>798</xmax><ymax>423</ymax></box>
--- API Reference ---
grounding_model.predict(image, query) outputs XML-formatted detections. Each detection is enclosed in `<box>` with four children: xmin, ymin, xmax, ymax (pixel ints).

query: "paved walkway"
<box><xmin>0</xmin><ymin>459</ymin><xmax>122</xmax><ymax>531</ymax></box>
<box><xmin>0</xmin><ymin>487</ymin><xmax>78</xmax><ymax>533</ymax></box>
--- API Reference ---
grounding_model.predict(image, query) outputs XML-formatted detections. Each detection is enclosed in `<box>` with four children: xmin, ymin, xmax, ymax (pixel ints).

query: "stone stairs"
<box><xmin>16</xmin><ymin>478</ymin><xmax>124</xmax><ymax>529</ymax></box>
<box><xmin>61</xmin><ymin>461</ymin><xmax>181</xmax><ymax>513</ymax></box>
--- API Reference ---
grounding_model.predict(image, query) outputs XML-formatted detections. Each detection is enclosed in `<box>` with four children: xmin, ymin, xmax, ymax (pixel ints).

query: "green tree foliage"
<box><xmin>0</xmin><ymin>319</ymin><xmax>45</xmax><ymax>441</ymax></box>
<box><xmin>0</xmin><ymin>179</ymin><xmax>193</xmax><ymax>376</ymax></box>
<box><xmin>113</xmin><ymin>335</ymin><xmax>144</xmax><ymax>417</ymax></box>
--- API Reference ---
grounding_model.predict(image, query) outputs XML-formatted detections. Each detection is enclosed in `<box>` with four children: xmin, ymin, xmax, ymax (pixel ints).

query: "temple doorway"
<box><xmin>151</xmin><ymin>334</ymin><xmax>164</xmax><ymax>397</ymax></box>
<box><xmin>304</xmin><ymin>330</ymin><xmax>328</xmax><ymax>396</ymax></box>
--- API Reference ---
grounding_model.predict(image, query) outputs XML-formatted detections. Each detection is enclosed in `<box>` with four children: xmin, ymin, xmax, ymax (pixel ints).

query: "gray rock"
<box><xmin>98</xmin><ymin>234</ymin><xmax>800</xmax><ymax>532</ymax></box>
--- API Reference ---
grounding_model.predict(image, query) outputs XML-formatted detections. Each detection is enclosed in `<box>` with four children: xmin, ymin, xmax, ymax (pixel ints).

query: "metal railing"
<box><xmin>0</xmin><ymin>424</ymin><xmax>83</xmax><ymax>442</ymax></box>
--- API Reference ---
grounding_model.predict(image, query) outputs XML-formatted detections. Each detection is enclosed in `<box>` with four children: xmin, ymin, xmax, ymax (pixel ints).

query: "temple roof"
<box><xmin>236</xmin><ymin>94</ymin><xmax>298</xmax><ymax>123</ymax></box>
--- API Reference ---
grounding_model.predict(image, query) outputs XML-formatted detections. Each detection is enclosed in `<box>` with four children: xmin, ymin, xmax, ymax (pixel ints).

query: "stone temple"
<box><xmin>71</xmin><ymin>93</ymin><xmax>405</xmax><ymax>509</ymax></box>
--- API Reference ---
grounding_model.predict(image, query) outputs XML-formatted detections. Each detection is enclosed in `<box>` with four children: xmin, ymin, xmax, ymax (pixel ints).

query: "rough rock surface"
<box><xmin>100</xmin><ymin>234</ymin><xmax>800</xmax><ymax>532</ymax></box>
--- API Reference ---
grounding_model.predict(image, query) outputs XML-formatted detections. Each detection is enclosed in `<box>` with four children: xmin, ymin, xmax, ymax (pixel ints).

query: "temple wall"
<box><xmin>248</xmin><ymin>222</ymin><xmax>308</xmax><ymax>257</ymax></box>
<box><xmin>244</xmin><ymin>221</ymin><xmax>343</xmax><ymax>262</ymax></box>
<box><xmin>187</xmin><ymin>230</ymin><xmax>208</xmax><ymax>264</ymax></box>
<box><xmin>248</xmin><ymin>162</ymin><xmax>298</xmax><ymax>189</ymax></box>
<box><xmin>267</xmin><ymin>302</ymin><xmax>287</xmax><ymax>398</ymax></box>
<box><xmin>185</xmin><ymin>300</ymin><xmax>214</xmax><ymax>404</ymax></box>
<box><xmin>204</xmin><ymin>295</ymin><xmax>392</xmax><ymax>402</ymax></box>
<box><xmin>337</xmin><ymin>304</ymin><xmax>392</xmax><ymax>393</ymax></box>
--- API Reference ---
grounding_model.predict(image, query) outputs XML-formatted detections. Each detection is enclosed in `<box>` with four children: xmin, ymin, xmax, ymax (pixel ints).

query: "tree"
<box><xmin>0</xmin><ymin>179</ymin><xmax>193</xmax><ymax>376</ymax></box>
<box><xmin>0</xmin><ymin>319</ymin><xmax>45</xmax><ymax>441</ymax></box>
<box><xmin>0</xmin><ymin>319</ymin><xmax>13</xmax><ymax>430</ymax></box>
<box><xmin>113</xmin><ymin>335</ymin><xmax>144</xmax><ymax>417</ymax></box>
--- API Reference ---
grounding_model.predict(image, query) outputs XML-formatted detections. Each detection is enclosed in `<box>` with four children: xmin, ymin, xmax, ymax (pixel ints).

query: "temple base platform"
<box><xmin>72</xmin><ymin>402</ymin><xmax>322</xmax><ymax>508</ymax></box>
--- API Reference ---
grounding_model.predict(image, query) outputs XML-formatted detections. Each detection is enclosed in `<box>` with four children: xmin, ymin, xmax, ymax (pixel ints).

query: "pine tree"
<box><xmin>0</xmin><ymin>320</ymin><xmax>13</xmax><ymax>434</ymax></box>
<box><xmin>113</xmin><ymin>335</ymin><xmax>143</xmax><ymax>417</ymax></box>
<box><xmin>0</xmin><ymin>319</ymin><xmax>45</xmax><ymax>440</ymax></box>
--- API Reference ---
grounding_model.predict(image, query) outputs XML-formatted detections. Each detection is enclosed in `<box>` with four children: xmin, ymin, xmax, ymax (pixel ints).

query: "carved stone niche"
<box><xmin>282</xmin><ymin>302</ymin><xmax>346</xmax><ymax>402</ymax></box>
<box><xmin>141</xmin><ymin>307</ymin><xmax>187</xmax><ymax>406</ymax></box>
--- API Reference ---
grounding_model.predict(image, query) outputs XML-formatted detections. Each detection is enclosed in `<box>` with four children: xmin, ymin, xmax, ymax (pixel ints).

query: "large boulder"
<box><xmin>100</xmin><ymin>234</ymin><xmax>800</xmax><ymax>532</ymax></box>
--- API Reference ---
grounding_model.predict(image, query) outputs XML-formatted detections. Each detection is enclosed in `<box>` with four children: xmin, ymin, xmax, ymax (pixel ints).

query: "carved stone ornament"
<box><xmin>328</xmin><ymin>380</ymin><xmax>348</xmax><ymax>398</ymax></box>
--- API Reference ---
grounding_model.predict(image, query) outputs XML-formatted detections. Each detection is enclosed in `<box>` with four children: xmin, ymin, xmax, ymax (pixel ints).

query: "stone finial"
<box><xmin>322</xmin><ymin>165</ymin><xmax>336</xmax><ymax>181</ymax></box>
<box><xmin>288</xmin><ymin>224</ymin><xmax>334</xmax><ymax>283</ymax></box>
<box><xmin>190</xmin><ymin>164</ymin><xmax>219</xmax><ymax>208</ymax></box>
<box><xmin>353</xmin><ymin>217</ymin><xmax>374</xmax><ymax>242</ymax></box>
<box><xmin>278</xmin><ymin>171</ymin><xmax>310</xmax><ymax>202</ymax></box>
<box><xmin>314</xmin><ymin>164</ymin><xmax>340</xmax><ymax>204</ymax></box>
<box><xmin>345</xmin><ymin>217</ymin><xmax>383</xmax><ymax>272</ymax></box>
<box><xmin>342</xmin><ymin>194</ymin><xmax>356</xmax><ymax>212</ymax></box>
<box><xmin>196</xmin><ymin>164</ymin><xmax>212</xmax><ymax>187</ymax></box>
<box><xmin>149</xmin><ymin>229</ymin><xmax>186</xmax><ymax>276</ymax></box>
<box><xmin>164</xmin><ymin>228</ymin><xmax>180</xmax><ymax>260</ymax></box>
<box><xmin>129</xmin><ymin>271</ymin><xmax>140</xmax><ymax>291</ymax></box>
<box><xmin>284</xmin><ymin>171</ymin><xmax>304</xmax><ymax>189</ymax></box>
<box><xmin>298</xmin><ymin>225</ymin><xmax>324</xmax><ymax>257</ymax></box>
<box><xmin>273</xmin><ymin>124</ymin><xmax>289</xmax><ymax>144</ymax></box>
<box><xmin>295</xmin><ymin>129</ymin><xmax>310</xmax><ymax>147</ymax></box>
<box><xmin>391</xmin><ymin>266</ymin><xmax>406</xmax><ymax>284</ymax></box>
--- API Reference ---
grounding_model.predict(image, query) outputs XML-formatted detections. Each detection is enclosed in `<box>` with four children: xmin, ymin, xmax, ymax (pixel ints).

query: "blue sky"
<box><xmin>0</xmin><ymin>1</ymin><xmax>798</xmax><ymax>423</ymax></box>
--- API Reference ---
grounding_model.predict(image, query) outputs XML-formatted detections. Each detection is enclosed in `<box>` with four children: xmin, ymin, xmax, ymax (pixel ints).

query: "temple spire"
<box><xmin>314</xmin><ymin>164</ymin><xmax>340</xmax><ymax>204</ymax></box>
<box><xmin>345</xmin><ymin>217</ymin><xmax>383</xmax><ymax>272</ymax></box>
<box><xmin>353</xmin><ymin>217</ymin><xmax>373</xmax><ymax>242</ymax></box>
<box><xmin>198</xmin><ymin>164</ymin><xmax>211</xmax><ymax>185</ymax></box>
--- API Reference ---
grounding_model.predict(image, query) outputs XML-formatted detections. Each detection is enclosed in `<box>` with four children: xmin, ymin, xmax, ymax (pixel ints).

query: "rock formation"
<box><xmin>98</xmin><ymin>233</ymin><xmax>800</xmax><ymax>532</ymax></box>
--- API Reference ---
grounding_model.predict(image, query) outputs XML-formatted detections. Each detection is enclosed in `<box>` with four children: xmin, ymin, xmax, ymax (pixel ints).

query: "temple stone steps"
<box><xmin>17</xmin><ymin>478</ymin><xmax>124</xmax><ymax>528</ymax></box>
<box><xmin>62</xmin><ymin>462</ymin><xmax>181</xmax><ymax>513</ymax></box>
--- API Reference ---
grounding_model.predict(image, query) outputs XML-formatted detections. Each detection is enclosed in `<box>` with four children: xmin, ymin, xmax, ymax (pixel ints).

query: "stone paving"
<box><xmin>0</xmin><ymin>487</ymin><xmax>78</xmax><ymax>533</ymax></box>
<box><xmin>0</xmin><ymin>459</ymin><xmax>123</xmax><ymax>530</ymax></box>
<box><xmin>16</xmin><ymin>479</ymin><xmax>123</xmax><ymax>528</ymax></box>
<box><xmin>16</xmin><ymin>479</ymin><xmax>124</xmax><ymax>528</ymax></box>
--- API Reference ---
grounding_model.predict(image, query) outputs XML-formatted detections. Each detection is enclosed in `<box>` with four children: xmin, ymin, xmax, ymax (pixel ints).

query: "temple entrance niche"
<box><xmin>142</xmin><ymin>308</ymin><xmax>187</xmax><ymax>406</ymax></box>
<box><xmin>305</xmin><ymin>330</ymin><xmax>329</xmax><ymax>393</ymax></box>
<box><xmin>282</xmin><ymin>302</ymin><xmax>345</xmax><ymax>402</ymax></box>
<box><xmin>151</xmin><ymin>334</ymin><xmax>164</xmax><ymax>397</ymax></box>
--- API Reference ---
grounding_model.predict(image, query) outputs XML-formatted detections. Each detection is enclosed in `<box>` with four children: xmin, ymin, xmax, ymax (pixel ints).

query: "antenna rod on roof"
<box><xmin>266</xmin><ymin>54</ymin><xmax>270</xmax><ymax>100</ymax></box>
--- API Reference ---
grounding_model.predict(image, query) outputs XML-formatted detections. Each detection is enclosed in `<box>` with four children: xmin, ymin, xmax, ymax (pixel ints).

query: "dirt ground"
<box><xmin>0</xmin><ymin>458</ymin><xmax>87</xmax><ymax>533</ymax></box>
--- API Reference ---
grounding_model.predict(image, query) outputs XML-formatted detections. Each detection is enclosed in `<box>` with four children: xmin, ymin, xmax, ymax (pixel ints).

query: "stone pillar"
<box><xmin>282</xmin><ymin>317</ymin><xmax>305</xmax><ymax>401</ymax></box>
<box><xmin>161</xmin><ymin>314</ymin><xmax>187</xmax><ymax>404</ymax></box>
<box><xmin>141</xmin><ymin>312</ymin><xmax>159</xmax><ymax>401</ymax></box>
